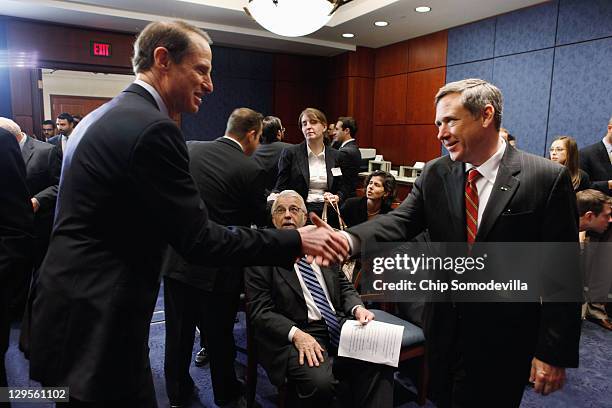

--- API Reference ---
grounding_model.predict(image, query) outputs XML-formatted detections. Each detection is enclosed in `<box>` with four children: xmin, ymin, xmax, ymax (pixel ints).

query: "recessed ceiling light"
<box><xmin>415</xmin><ymin>6</ymin><xmax>431</xmax><ymax>13</ymax></box>
<box><xmin>342</xmin><ymin>33</ymin><xmax>355</xmax><ymax>38</ymax></box>
<box><xmin>374</xmin><ymin>21</ymin><xmax>389</xmax><ymax>27</ymax></box>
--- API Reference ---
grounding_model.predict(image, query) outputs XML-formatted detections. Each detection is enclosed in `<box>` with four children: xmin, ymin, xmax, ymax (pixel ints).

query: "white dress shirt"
<box><xmin>465</xmin><ymin>138</ymin><xmax>506</xmax><ymax>227</ymax></box>
<box><xmin>134</xmin><ymin>79</ymin><xmax>169</xmax><ymax>118</ymax></box>
<box><xmin>306</xmin><ymin>144</ymin><xmax>327</xmax><ymax>203</ymax></box>
<box><xmin>340</xmin><ymin>138</ymin><xmax>355</xmax><ymax>148</ymax></box>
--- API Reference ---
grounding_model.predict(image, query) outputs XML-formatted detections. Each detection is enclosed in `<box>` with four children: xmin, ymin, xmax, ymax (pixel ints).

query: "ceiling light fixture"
<box><xmin>374</xmin><ymin>21</ymin><xmax>389</xmax><ymax>27</ymax></box>
<box><xmin>415</xmin><ymin>6</ymin><xmax>431</xmax><ymax>13</ymax></box>
<box><xmin>342</xmin><ymin>33</ymin><xmax>355</xmax><ymax>38</ymax></box>
<box><xmin>244</xmin><ymin>0</ymin><xmax>353</xmax><ymax>37</ymax></box>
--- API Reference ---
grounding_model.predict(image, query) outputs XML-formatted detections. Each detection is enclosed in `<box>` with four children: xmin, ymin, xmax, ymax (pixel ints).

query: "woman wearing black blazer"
<box><xmin>274</xmin><ymin>108</ymin><xmax>349</xmax><ymax>227</ymax></box>
<box><xmin>341</xmin><ymin>170</ymin><xmax>397</xmax><ymax>227</ymax></box>
<box><xmin>549</xmin><ymin>136</ymin><xmax>591</xmax><ymax>192</ymax></box>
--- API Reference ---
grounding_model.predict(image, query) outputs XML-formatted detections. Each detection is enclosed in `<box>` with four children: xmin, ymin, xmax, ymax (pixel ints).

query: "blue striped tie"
<box><xmin>296</xmin><ymin>257</ymin><xmax>341</xmax><ymax>347</ymax></box>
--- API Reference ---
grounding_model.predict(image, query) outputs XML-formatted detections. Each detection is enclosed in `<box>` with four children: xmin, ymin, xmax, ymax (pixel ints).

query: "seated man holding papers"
<box><xmin>246</xmin><ymin>190</ymin><xmax>394</xmax><ymax>408</ymax></box>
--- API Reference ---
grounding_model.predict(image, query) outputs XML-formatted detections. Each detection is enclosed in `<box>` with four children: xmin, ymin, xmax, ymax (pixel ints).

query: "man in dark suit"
<box><xmin>162</xmin><ymin>107</ymin><xmax>268</xmax><ymax>407</ymax></box>
<box><xmin>252</xmin><ymin>115</ymin><xmax>292</xmax><ymax>196</ymax></box>
<box><xmin>41</xmin><ymin>119</ymin><xmax>55</xmax><ymax>142</ymax></box>
<box><xmin>29</xmin><ymin>21</ymin><xmax>347</xmax><ymax>407</ymax></box>
<box><xmin>0</xmin><ymin>118</ymin><xmax>60</xmax><ymax>324</ymax></box>
<box><xmin>337</xmin><ymin>79</ymin><xmax>581</xmax><ymax>407</ymax></box>
<box><xmin>334</xmin><ymin>116</ymin><xmax>361</xmax><ymax>198</ymax></box>
<box><xmin>0</xmin><ymin>128</ymin><xmax>33</xmax><ymax>401</ymax></box>
<box><xmin>47</xmin><ymin>112</ymin><xmax>74</xmax><ymax>156</ymax></box>
<box><xmin>580</xmin><ymin>116</ymin><xmax>612</xmax><ymax>195</ymax></box>
<box><xmin>246</xmin><ymin>190</ymin><xmax>393</xmax><ymax>408</ymax></box>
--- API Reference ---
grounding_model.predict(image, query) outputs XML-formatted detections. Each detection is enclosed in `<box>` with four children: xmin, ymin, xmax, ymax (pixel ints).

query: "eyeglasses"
<box><xmin>549</xmin><ymin>147</ymin><xmax>566</xmax><ymax>153</ymax></box>
<box><xmin>273</xmin><ymin>205</ymin><xmax>303</xmax><ymax>215</ymax></box>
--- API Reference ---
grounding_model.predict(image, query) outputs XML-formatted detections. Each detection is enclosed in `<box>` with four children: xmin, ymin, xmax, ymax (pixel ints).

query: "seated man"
<box><xmin>246</xmin><ymin>190</ymin><xmax>393</xmax><ymax>407</ymax></box>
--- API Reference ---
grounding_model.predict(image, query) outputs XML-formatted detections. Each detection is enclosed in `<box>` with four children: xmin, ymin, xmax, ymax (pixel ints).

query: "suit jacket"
<box><xmin>252</xmin><ymin>141</ymin><xmax>292</xmax><ymax>195</ymax></box>
<box><xmin>21</xmin><ymin>136</ymin><xmax>61</xmax><ymax>264</ymax></box>
<box><xmin>162</xmin><ymin>137</ymin><xmax>269</xmax><ymax>292</ymax></box>
<box><xmin>580</xmin><ymin>140</ymin><xmax>612</xmax><ymax>195</ymax></box>
<box><xmin>338</xmin><ymin>140</ymin><xmax>361</xmax><ymax>198</ymax></box>
<box><xmin>349</xmin><ymin>145</ymin><xmax>581</xmax><ymax>369</ymax></box>
<box><xmin>245</xmin><ymin>264</ymin><xmax>362</xmax><ymax>386</ymax></box>
<box><xmin>0</xmin><ymin>130</ymin><xmax>33</xmax><ymax>353</ymax></box>
<box><xmin>274</xmin><ymin>141</ymin><xmax>349</xmax><ymax>203</ymax></box>
<box><xmin>340</xmin><ymin>196</ymin><xmax>393</xmax><ymax>228</ymax></box>
<box><xmin>29</xmin><ymin>84</ymin><xmax>301</xmax><ymax>401</ymax></box>
<box><xmin>47</xmin><ymin>134</ymin><xmax>60</xmax><ymax>146</ymax></box>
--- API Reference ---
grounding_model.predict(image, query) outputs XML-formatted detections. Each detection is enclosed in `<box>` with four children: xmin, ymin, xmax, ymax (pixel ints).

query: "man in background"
<box><xmin>577</xmin><ymin>189</ymin><xmax>612</xmax><ymax>331</ymax></box>
<box><xmin>252</xmin><ymin>115</ymin><xmax>292</xmax><ymax>196</ymax></box>
<box><xmin>334</xmin><ymin>116</ymin><xmax>361</xmax><ymax>198</ymax></box>
<box><xmin>48</xmin><ymin>112</ymin><xmax>74</xmax><ymax>155</ymax></box>
<box><xmin>41</xmin><ymin>120</ymin><xmax>55</xmax><ymax>141</ymax></box>
<box><xmin>162</xmin><ymin>108</ymin><xmax>268</xmax><ymax>407</ymax></box>
<box><xmin>580</xmin><ymin>115</ymin><xmax>612</xmax><ymax>195</ymax></box>
<box><xmin>0</xmin><ymin>128</ymin><xmax>33</xmax><ymax>404</ymax></box>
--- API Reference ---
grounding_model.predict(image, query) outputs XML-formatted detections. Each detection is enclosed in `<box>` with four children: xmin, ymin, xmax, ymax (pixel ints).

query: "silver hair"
<box><xmin>0</xmin><ymin>117</ymin><xmax>22</xmax><ymax>139</ymax></box>
<box><xmin>435</xmin><ymin>78</ymin><xmax>503</xmax><ymax>131</ymax></box>
<box><xmin>271</xmin><ymin>190</ymin><xmax>307</xmax><ymax>215</ymax></box>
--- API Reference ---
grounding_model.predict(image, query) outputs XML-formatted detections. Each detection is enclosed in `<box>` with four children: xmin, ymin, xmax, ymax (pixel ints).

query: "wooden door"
<box><xmin>51</xmin><ymin>95</ymin><xmax>111</xmax><ymax>121</ymax></box>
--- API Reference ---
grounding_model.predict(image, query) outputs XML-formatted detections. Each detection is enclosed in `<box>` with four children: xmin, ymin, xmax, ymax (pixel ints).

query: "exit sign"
<box><xmin>91</xmin><ymin>41</ymin><xmax>112</xmax><ymax>57</ymax></box>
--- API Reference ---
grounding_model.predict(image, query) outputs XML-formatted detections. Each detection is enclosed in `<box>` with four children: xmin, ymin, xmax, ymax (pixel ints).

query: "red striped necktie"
<box><xmin>465</xmin><ymin>168</ymin><xmax>482</xmax><ymax>244</ymax></box>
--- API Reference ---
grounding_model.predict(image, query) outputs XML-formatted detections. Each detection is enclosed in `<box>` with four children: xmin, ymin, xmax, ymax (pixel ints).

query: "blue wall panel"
<box><xmin>557</xmin><ymin>0</ymin><xmax>612</xmax><ymax>45</ymax></box>
<box><xmin>182</xmin><ymin>46</ymin><xmax>274</xmax><ymax>141</ymax></box>
<box><xmin>494</xmin><ymin>1</ymin><xmax>558</xmax><ymax>57</ymax></box>
<box><xmin>548</xmin><ymin>37</ymin><xmax>612</xmax><ymax>149</ymax></box>
<box><xmin>493</xmin><ymin>49</ymin><xmax>554</xmax><ymax>156</ymax></box>
<box><xmin>446</xmin><ymin>60</ymin><xmax>494</xmax><ymax>83</ymax></box>
<box><xmin>0</xmin><ymin>21</ymin><xmax>12</xmax><ymax>119</ymax></box>
<box><xmin>447</xmin><ymin>18</ymin><xmax>496</xmax><ymax>65</ymax></box>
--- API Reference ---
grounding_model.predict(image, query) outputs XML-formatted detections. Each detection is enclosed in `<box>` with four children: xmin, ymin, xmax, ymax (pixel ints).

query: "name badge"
<box><xmin>331</xmin><ymin>167</ymin><xmax>343</xmax><ymax>176</ymax></box>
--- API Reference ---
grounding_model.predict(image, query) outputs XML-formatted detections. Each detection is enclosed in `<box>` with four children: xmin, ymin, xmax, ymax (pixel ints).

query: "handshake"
<box><xmin>297</xmin><ymin>212</ymin><xmax>351</xmax><ymax>266</ymax></box>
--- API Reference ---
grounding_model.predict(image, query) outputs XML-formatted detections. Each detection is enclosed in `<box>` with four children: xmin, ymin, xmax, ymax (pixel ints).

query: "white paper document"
<box><xmin>337</xmin><ymin>320</ymin><xmax>404</xmax><ymax>367</ymax></box>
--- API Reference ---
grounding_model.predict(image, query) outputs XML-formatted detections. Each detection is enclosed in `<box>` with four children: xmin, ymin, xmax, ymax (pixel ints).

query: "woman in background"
<box><xmin>549</xmin><ymin>135</ymin><xmax>590</xmax><ymax>191</ymax></box>
<box><xmin>274</xmin><ymin>108</ymin><xmax>349</xmax><ymax>227</ymax></box>
<box><xmin>341</xmin><ymin>170</ymin><xmax>396</xmax><ymax>227</ymax></box>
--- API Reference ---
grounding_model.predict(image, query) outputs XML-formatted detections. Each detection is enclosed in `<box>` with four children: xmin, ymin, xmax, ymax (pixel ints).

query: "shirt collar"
<box><xmin>222</xmin><ymin>135</ymin><xmax>244</xmax><ymax>151</ymax></box>
<box><xmin>306</xmin><ymin>143</ymin><xmax>325</xmax><ymax>159</ymax></box>
<box><xmin>18</xmin><ymin>134</ymin><xmax>27</xmax><ymax>150</ymax></box>
<box><xmin>602</xmin><ymin>136</ymin><xmax>612</xmax><ymax>154</ymax></box>
<box><xmin>465</xmin><ymin>138</ymin><xmax>507</xmax><ymax>184</ymax></box>
<box><xmin>133</xmin><ymin>79</ymin><xmax>169</xmax><ymax>117</ymax></box>
<box><xmin>340</xmin><ymin>138</ymin><xmax>355</xmax><ymax>148</ymax></box>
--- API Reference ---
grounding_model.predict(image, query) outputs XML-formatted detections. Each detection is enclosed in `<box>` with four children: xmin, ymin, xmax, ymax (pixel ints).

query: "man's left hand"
<box><xmin>354</xmin><ymin>306</ymin><xmax>375</xmax><ymax>325</ymax></box>
<box><xmin>529</xmin><ymin>357</ymin><xmax>565</xmax><ymax>395</ymax></box>
<box><xmin>31</xmin><ymin>198</ymin><xmax>40</xmax><ymax>213</ymax></box>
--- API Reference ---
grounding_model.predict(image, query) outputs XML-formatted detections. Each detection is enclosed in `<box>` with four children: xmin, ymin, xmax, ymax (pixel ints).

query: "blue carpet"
<box><xmin>5</xmin><ymin>285</ymin><xmax>611</xmax><ymax>407</ymax></box>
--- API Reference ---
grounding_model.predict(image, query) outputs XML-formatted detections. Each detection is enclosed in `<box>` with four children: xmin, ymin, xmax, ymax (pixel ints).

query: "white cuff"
<box><xmin>288</xmin><ymin>326</ymin><xmax>298</xmax><ymax>342</ymax></box>
<box><xmin>340</xmin><ymin>231</ymin><xmax>360</xmax><ymax>256</ymax></box>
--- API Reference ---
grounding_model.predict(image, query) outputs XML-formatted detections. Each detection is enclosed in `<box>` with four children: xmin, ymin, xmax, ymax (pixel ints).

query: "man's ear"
<box><xmin>481</xmin><ymin>104</ymin><xmax>495</xmax><ymax>128</ymax></box>
<box><xmin>153</xmin><ymin>46</ymin><xmax>171</xmax><ymax>71</ymax></box>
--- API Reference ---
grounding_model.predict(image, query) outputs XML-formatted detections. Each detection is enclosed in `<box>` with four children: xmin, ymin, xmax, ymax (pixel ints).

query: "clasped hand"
<box><xmin>297</xmin><ymin>213</ymin><xmax>349</xmax><ymax>266</ymax></box>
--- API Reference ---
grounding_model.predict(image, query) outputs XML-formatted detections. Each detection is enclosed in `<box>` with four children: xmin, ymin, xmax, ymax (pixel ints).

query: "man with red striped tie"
<box><xmin>341</xmin><ymin>79</ymin><xmax>581</xmax><ymax>407</ymax></box>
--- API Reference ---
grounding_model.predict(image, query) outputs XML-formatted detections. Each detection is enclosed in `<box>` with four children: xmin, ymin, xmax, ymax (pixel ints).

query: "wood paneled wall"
<box><xmin>373</xmin><ymin>30</ymin><xmax>447</xmax><ymax>166</ymax></box>
<box><xmin>4</xmin><ymin>19</ymin><xmax>134</xmax><ymax>135</ymax></box>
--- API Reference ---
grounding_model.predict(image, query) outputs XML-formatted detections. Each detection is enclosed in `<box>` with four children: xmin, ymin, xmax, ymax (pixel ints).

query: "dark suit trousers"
<box><xmin>163</xmin><ymin>277</ymin><xmax>242</xmax><ymax>405</ymax></box>
<box><xmin>429</xmin><ymin>308</ymin><xmax>532</xmax><ymax>408</ymax></box>
<box><xmin>286</xmin><ymin>322</ymin><xmax>393</xmax><ymax>408</ymax></box>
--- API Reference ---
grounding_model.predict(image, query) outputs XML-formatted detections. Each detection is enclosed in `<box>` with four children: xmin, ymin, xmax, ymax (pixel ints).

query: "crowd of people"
<box><xmin>1</xmin><ymin>19</ymin><xmax>611</xmax><ymax>408</ymax></box>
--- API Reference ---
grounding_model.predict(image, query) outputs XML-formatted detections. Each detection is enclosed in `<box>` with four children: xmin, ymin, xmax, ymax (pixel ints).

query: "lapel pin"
<box><xmin>500</xmin><ymin>186</ymin><xmax>509</xmax><ymax>191</ymax></box>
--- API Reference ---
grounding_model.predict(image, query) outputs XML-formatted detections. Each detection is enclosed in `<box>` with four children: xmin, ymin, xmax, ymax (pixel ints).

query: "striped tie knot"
<box><xmin>467</xmin><ymin>168</ymin><xmax>482</xmax><ymax>184</ymax></box>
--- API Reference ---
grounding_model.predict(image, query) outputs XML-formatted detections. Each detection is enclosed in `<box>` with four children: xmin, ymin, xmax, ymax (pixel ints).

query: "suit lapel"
<box><xmin>278</xmin><ymin>265</ymin><xmax>306</xmax><ymax>302</ymax></box>
<box><xmin>477</xmin><ymin>147</ymin><xmax>521</xmax><ymax>241</ymax></box>
<box><xmin>22</xmin><ymin>137</ymin><xmax>34</xmax><ymax>166</ymax></box>
<box><xmin>320</xmin><ymin>266</ymin><xmax>338</xmax><ymax>305</ymax></box>
<box><xmin>324</xmin><ymin>146</ymin><xmax>335</xmax><ymax>191</ymax></box>
<box><xmin>296</xmin><ymin>143</ymin><xmax>310</xmax><ymax>187</ymax></box>
<box><xmin>597</xmin><ymin>141</ymin><xmax>610</xmax><ymax>166</ymax></box>
<box><xmin>443</xmin><ymin>160</ymin><xmax>466</xmax><ymax>241</ymax></box>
